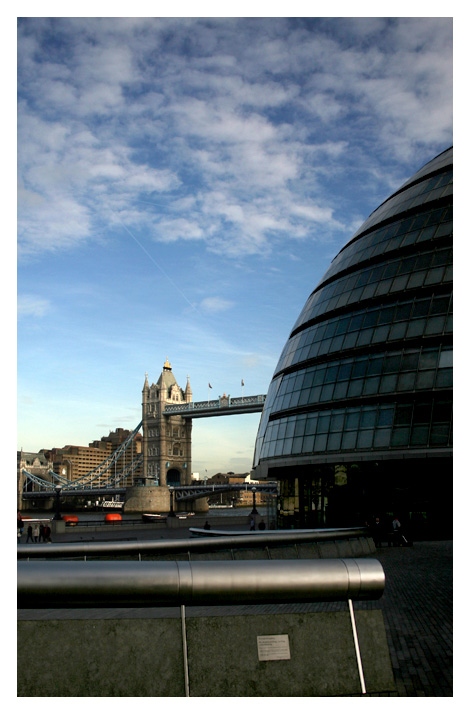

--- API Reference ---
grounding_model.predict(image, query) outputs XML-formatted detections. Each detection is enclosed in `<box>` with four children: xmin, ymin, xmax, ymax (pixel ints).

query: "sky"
<box><xmin>16</xmin><ymin>14</ymin><xmax>453</xmax><ymax>476</ymax></box>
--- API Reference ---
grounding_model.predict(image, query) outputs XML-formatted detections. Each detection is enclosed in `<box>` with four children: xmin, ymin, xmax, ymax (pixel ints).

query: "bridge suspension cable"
<box><xmin>22</xmin><ymin>421</ymin><xmax>143</xmax><ymax>494</ymax></box>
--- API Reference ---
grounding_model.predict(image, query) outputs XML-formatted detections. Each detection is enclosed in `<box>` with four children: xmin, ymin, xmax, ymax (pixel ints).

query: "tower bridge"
<box><xmin>19</xmin><ymin>359</ymin><xmax>268</xmax><ymax>512</ymax></box>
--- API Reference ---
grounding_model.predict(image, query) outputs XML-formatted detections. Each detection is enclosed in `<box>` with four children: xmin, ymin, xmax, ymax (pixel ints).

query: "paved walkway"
<box><xmin>18</xmin><ymin>537</ymin><xmax>452</xmax><ymax>697</ymax></box>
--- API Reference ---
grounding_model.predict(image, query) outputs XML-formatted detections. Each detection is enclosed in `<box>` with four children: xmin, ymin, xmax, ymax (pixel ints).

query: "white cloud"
<box><xmin>200</xmin><ymin>297</ymin><xmax>235</xmax><ymax>313</ymax></box>
<box><xmin>18</xmin><ymin>295</ymin><xmax>51</xmax><ymax>318</ymax></box>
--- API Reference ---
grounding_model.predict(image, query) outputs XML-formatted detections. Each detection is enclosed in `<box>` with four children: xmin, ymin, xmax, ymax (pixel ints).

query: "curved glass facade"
<box><xmin>253</xmin><ymin>148</ymin><xmax>452</xmax><ymax>536</ymax></box>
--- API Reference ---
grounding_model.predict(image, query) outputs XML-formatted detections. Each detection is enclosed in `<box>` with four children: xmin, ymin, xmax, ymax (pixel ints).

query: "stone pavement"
<box><xmin>18</xmin><ymin>537</ymin><xmax>453</xmax><ymax>697</ymax></box>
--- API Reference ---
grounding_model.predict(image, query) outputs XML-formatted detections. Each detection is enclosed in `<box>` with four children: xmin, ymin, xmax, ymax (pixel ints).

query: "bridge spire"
<box><xmin>185</xmin><ymin>374</ymin><xmax>193</xmax><ymax>402</ymax></box>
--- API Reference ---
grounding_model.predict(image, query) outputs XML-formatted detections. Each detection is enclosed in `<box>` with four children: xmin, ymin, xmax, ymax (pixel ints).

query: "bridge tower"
<box><xmin>142</xmin><ymin>358</ymin><xmax>193</xmax><ymax>487</ymax></box>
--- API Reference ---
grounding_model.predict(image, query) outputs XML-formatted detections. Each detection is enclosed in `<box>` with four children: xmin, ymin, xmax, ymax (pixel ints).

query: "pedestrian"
<box><xmin>17</xmin><ymin>515</ymin><xmax>24</xmax><ymax>540</ymax></box>
<box><xmin>372</xmin><ymin>516</ymin><xmax>383</xmax><ymax>547</ymax></box>
<box><xmin>258</xmin><ymin>519</ymin><xmax>266</xmax><ymax>531</ymax></box>
<box><xmin>39</xmin><ymin>523</ymin><xmax>46</xmax><ymax>543</ymax></box>
<box><xmin>33</xmin><ymin>522</ymin><xmax>39</xmax><ymax>543</ymax></box>
<box><xmin>204</xmin><ymin>520</ymin><xmax>211</xmax><ymax>530</ymax></box>
<box><xmin>44</xmin><ymin>524</ymin><xmax>52</xmax><ymax>542</ymax></box>
<box><xmin>26</xmin><ymin>524</ymin><xmax>33</xmax><ymax>543</ymax></box>
<box><xmin>250</xmin><ymin>516</ymin><xmax>255</xmax><ymax>531</ymax></box>
<box><xmin>392</xmin><ymin>516</ymin><xmax>402</xmax><ymax>546</ymax></box>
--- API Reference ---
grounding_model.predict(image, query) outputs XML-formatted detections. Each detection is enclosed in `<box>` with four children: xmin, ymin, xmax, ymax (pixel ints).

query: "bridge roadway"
<box><xmin>163</xmin><ymin>393</ymin><xmax>266</xmax><ymax>418</ymax></box>
<box><xmin>21</xmin><ymin>482</ymin><xmax>278</xmax><ymax>502</ymax></box>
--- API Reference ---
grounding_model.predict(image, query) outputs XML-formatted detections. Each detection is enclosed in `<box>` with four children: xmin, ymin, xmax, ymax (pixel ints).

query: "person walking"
<box><xmin>44</xmin><ymin>524</ymin><xmax>52</xmax><ymax>542</ymax></box>
<box><xmin>33</xmin><ymin>522</ymin><xmax>39</xmax><ymax>543</ymax></box>
<box><xmin>26</xmin><ymin>524</ymin><xmax>33</xmax><ymax>543</ymax></box>
<box><xmin>39</xmin><ymin>523</ymin><xmax>45</xmax><ymax>543</ymax></box>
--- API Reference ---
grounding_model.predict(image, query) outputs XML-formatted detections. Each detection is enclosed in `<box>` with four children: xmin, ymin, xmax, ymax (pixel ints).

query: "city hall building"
<box><xmin>252</xmin><ymin>148</ymin><xmax>452</xmax><ymax>538</ymax></box>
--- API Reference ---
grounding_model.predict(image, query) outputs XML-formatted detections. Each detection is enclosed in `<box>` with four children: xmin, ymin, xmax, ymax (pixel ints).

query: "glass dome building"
<box><xmin>253</xmin><ymin>147</ymin><xmax>452</xmax><ymax>538</ymax></box>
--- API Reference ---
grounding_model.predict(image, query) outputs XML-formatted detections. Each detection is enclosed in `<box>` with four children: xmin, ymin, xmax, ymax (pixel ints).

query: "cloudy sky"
<box><xmin>17</xmin><ymin>15</ymin><xmax>453</xmax><ymax>475</ymax></box>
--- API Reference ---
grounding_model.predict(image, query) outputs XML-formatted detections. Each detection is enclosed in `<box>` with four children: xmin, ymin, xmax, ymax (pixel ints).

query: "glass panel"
<box><xmin>410</xmin><ymin>426</ymin><xmax>429</xmax><ymax>445</ymax></box>
<box><xmin>383</xmin><ymin>355</ymin><xmax>401</xmax><ymax>373</ymax></box>
<box><xmin>389</xmin><ymin>322</ymin><xmax>407</xmax><ymax>340</ymax></box>
<box><xmin>391</xmin><ymin>427</ymin><xmax>410</xmax><ymax>446</ymax></box>
<box><xmin>435</xmin><ymin>369</ymin><xmax>453</xmax><ymax>387</ymax></box>
<box><xmin>419</xmin><ymin>350</ymin><xmax>439</xmax><ymax>369</ymax></box>
<box><xmin>424</xmin><ymin>316</ymin><xmax>445</xmax><ymax>335</ymax></box>
<box><xmin>327</xmin><ymin>433</ymin><xmax>342</xmax><ymax>450</ymax></box>
<box><xmin>356</xmin><ymin>329</ymin><xmax>374</xmax><ymax>346</ymax></box>
<box><xmin>314</xmin><ymin>434</ymin><xmax>327</xmax><ymax>451</ymax></box>
<box><xmin>439</xmin><ymin>349</ymin><xmax>453</xmax><ymax>368</ymax></box>
<box><xmin>352</xmin><ymin>360</ymin><xmax>368</xmax><ymax>378</ymax></box>
<box><xmin>415</xmin><ymin>371</ymin><xmax>435</xmax><ymax>389</ymax></box>
<box><xmin>292</xmin><ymin>437</ymin><xmax>303</xmax><ymax>453</ymax></box>
<box><xmin>302</xmin><ymin>435</ymin><xmax>314</xmax><ymax>452</ymax></box>
<box><xmin>317</xmin><ymin>414</ymin><xmax>331</xmax><ymax>433</ymax></box>
<box><xmin>429</xmin><ymin>425</ymin><xmax>450</xmax><ymax>445</ymax></box>
<box><xmin>377</xmin><ymin>407</ymin><xmax>394</xmax><ymax>426</ymax></box>
<box><xmin>357</xmin><ymin>430</ymin><xmax>374</xmax><ymax>448</ymax></box>
<box><xmin>432</xmin><ymin>400</ymin><xmax>452</xmax><ymax>422</ymax></box>
<box><xmin>379</xmin><ymin>374</ymin><xmax>397</xmax><ymax>392</ymax></box>
<box><xmin>347</xmin><ymin>379</ymin><xmax>364</xmax><ymax>397</ymax></box>
<box><xmin>374</xmin><ymin>429</ymin><xmax>391</xmax><ymax>447</ymax></box>
<box><xmin>305</xmin><ymin>416</ymin><xmax>318</xmax><ymax>434</ymax></box>
<box><xmin>345</xmin><ymin>411</ymin><xmax>360</xmax><ymax>430</ymax></box>
<box><xmin>406</xmin><ymin>319</ymin><xmax>426</xmax><ymax>337</ymax></box>
<box><xmin>333</xmin><ymin>382</ymin><xmax>348</xmax><ymax>399</ymax></box>
<box><xmin>341</xmin><ymin>432</ymin><xmax>357</xmax><ymax>449</ymax></box>
<box><xmin>413</xmin><ymin>403</ymin><xmax>430</xmax><ymax>424</ymax></box>
<box><xmin>320</xmin><ymin>384</ymin><xmax>335</xmax><ymax>401</ymax></box>
<box><xmin>360</xmin><ymin>408</ymin><xmax>376</xmax><ymax>428</ymax></box>
<box><xmin>412</xmin><ymin>299</ymin><xmax>430</xmax><ymax>318</ymax></box>
<box><xmin>363</xmin><ymin>376</ymin><xmax>380</xmax><ymax>394</ymax></box>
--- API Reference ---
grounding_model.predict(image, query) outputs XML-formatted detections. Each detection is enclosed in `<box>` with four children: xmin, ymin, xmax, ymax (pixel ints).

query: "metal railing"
<box><xmin>17</xmin><ymin>526</ymin><xmax>372</xmax><ymax>560</ymax></box>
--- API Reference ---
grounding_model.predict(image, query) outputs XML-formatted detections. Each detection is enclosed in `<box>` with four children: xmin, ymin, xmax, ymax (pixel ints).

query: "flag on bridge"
<box><xmin>241</xmin><ymin>379</ymin><xmax>244</xmax><ymax>386</ymax></box>
<box><xmin>209</xmin><ymin>383</ymin><xmax>212</xmax><ymax>389</ymax></box>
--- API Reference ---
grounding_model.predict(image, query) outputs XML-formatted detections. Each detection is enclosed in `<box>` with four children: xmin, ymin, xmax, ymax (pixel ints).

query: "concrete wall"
<box><xmin>18</xmin><ymin>610</ymin><xmax>396</xmax><ymax>697</ymax></box>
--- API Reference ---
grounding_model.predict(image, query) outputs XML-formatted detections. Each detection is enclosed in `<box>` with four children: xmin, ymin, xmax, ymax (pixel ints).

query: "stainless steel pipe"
<box><xmin>17</xmin><ymin>558</ymin><xmax>384</xmax><ymax>608</ymax></box>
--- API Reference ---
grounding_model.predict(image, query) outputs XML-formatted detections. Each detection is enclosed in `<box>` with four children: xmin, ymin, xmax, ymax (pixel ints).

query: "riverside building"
<box><xmin>252</xmin><ymin>148</ymin><xmax>453</xmax><ymax>538</ymax></box>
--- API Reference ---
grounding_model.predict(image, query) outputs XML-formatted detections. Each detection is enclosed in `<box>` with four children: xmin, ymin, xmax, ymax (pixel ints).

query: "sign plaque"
<box><xmin>257</xmin><ymin>634</ymin><xmax>291</xmax><ymax>661</ymax></box>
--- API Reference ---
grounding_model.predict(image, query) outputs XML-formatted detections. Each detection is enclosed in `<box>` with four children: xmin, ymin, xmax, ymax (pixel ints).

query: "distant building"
<box><xmin>17</xmin><ymin>450</ymin><xmax>53</xmax><ymax>508</ymax></box>
<box><xmin>253</xmin><ymin>148</ymin><xmax>453</xmax><ymax>538</ymax></box>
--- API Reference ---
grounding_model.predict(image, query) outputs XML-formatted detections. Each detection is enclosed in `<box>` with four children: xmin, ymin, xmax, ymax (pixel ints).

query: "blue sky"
<box><xmin>16</xmin><ymin>15</ymin><xmax>453</xmax><ymax>476</ymax></box>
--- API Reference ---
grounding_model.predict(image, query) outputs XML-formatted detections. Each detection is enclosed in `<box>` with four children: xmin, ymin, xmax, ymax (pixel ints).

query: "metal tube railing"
<box><xmin>17</xmin><ymin>558</ymin><xmax>385</xmax><ymax>608</ymax></box>
<box><xmin>17</xmin><ymin>527</ymin><xmax>372</xmax><ymax>560</ymax></box>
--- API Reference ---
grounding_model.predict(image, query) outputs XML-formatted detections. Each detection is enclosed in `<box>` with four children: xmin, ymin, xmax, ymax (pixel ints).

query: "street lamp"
<box><xmin>168</xmin><ymin>485</ymin><xmax>176</xmax><ymax>517</ymax></box>
<box><xmin>251</xmin><ymin>486</ymin><xmax>258</xmax><ymax>515</ymax></box>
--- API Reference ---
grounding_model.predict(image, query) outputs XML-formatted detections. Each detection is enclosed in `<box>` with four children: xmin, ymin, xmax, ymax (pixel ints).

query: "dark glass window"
<box><xmin>317</xmin><ymin>414</ymin><xmax>331</xmax><ymax>433</ymax></box>
<box><xmin>367</xmin><ymin>357</ymin><xmax>384</xmax><ymax>375</ymax></box>
<box><xmin>377</xmin><ymin>407</ymin><xmax>394</xmax><ymax>426</ymax></box>
<box><xmin>395</xmin><ymin>303</ymin><xmax>412</xmax><ymax>320</ymax></box>
<box><xmin>391</xmin><ymin>427</ymin><xmax>410</xmax><ymax>446</ymax></box>
<box><xmin>360</xmin><ymin>408</ymin><xmax>376</xmax><ymax>428</ymax></box>
<box><xmin>345</xmin><ymin>411</ymin><xmax>360</xmax><ymax>430</ymax></box>
<box><xmin>357</xmin><ymin>430</ymin><xmax>374</xmax><ymax>448</ymax></box>
<box><xmin>416</xmin><ymin>371</ymin><xmax>434</xmax><ymax>389</ymax></box>
<box><xmin>412</xmin><ymin>299</ymin><xmax>431</xmax><ymax>318</ymax></box>
<box><xmin>394</xmin><ymin>404</ymin><xmax>413</xmax><ymax>426</ymax></box>
<box><xmin>364</xmin><ymin>310</ymin><xmax>380</xmax><ymax>327</ymax></box>
<box><xmin>402</xmin><ymin>352</ymin><xmax>419</xmax><ymax>370</ymax></box>
<box><xmin>383</xmin><ymin>355</ymin><xmax>401</xmax><ymax>373</ymax></box>
<box><xmin>435</xmin><ymin>369</ymin><xmax>452</xmax><ymax>387</ymax></box>
<box><xmin>419</xmin><ymin>349</ymin><xmax>438</xmax><ymax>369</ymax></box>
<box><xmin>432</xmin><ymin>399</ymin><xmax>452</xmax><ymax>422</ymax></box>
<box><xmin>352</xmin><ymin>359</ymin><xmax>368</xmax><ymax>378</ymax></box>
<box><xmin>413</xmin><ymin>403</ymin><xmax>430</xmax><ymax>424</ymax></box>
<box><xmin>338</xmin><ymin>362</ymin><xmax>353</xmax><ymax>380</ymax></box>
<box><xmin>430</xmin><ymin>296</ymin><xmax>450</xmax><ymax>315</ymax></box>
